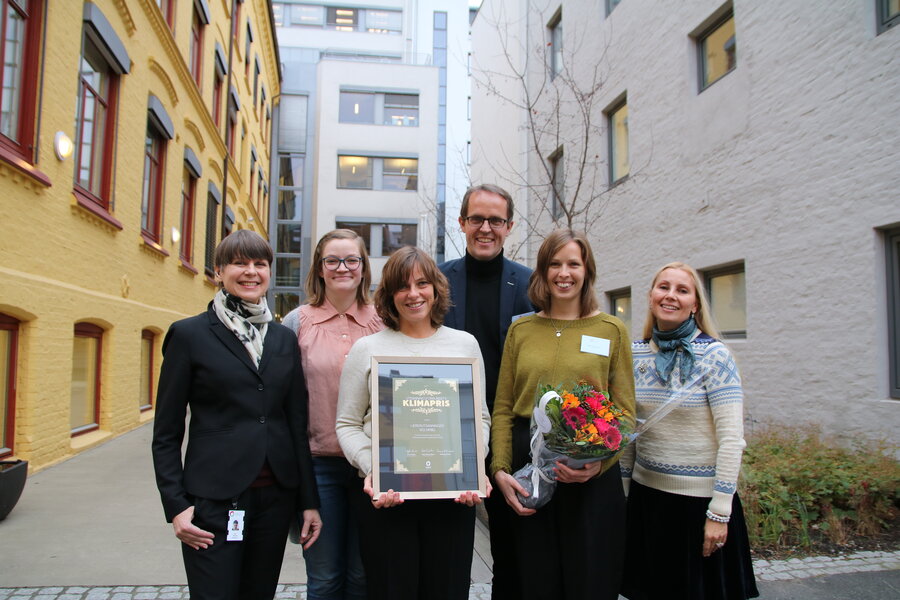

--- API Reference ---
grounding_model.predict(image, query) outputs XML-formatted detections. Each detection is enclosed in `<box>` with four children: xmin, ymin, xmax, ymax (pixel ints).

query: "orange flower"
<box><xmin>562</xmin><ymin>393</ymin><xmax>579</xmax><ymax>409</ymax></box>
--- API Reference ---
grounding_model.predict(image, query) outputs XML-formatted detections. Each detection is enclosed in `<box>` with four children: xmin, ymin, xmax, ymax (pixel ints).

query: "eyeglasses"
<box><xmin>463</xmin><ymin>215</ymin><xmax>509</xmax><ymax>229</ymax></box>
<box><xmin>321</xmin><ymin>256</ymin><xmax>363</xmax><ymax>271</ymax></box>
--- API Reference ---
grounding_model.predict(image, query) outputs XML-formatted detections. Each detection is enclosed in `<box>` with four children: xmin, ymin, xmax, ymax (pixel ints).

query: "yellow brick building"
<box><xmin>0</xmin><ymin>0</ymin><xmax>280</xmax><ymax>471</ymax></box>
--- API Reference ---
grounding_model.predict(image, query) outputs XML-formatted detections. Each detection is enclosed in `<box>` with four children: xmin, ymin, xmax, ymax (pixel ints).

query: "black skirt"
<box><xmin>621</xmin><ymin>481</ymin><xmax>759</xmax><ymax>600</ymax></box>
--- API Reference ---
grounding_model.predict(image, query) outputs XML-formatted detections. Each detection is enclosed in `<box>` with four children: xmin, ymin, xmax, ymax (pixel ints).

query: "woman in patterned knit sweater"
<box><xmin>620</xmin><ymin>262</ymin><xmax>758</xmax><ymax>600</ymax></box>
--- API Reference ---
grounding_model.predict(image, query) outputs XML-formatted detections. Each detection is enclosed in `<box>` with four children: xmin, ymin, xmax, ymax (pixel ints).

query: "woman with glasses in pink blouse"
<box><xmin>282</xmin><ymin>229</ymin><xmax>383</xmax><ymax>600</ymax></box>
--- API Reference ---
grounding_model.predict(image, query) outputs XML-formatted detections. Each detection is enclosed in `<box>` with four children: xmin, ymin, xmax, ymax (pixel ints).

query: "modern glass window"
<box><xmin>336</xmin><ymin>221</ymin><xmax>417</xmax><ymax>257</ymax></box>
<box><xmin>699</xmin><ymin>12</ymin><xmax>736</xmax><ymax>90</ymax></box>
<box><xmin>180</xmin><ymin>167</ymin><xmax>196</xmax><ymax>264</ymax></box>
<box><xmin>0</xmin><ymin>0</ymin><xmax>43</xmax><ymax>164</ymax></box>
<box><xmin>274</xmin><ymin>4</ymin><xmax>400</xmax><ymax>33</ymax></box>
<box><xmin>139</xmin><ymin>330</ymin><xmax>154</xmax><ymax>411</ymax></box>
<box><xmin>141</xmin><ymin>125</ymin><xmax>167</xmax><ymax>244</ymax></box>
<box><xmin>339</xmin><ymin>91</ymin><xmax>418</xmax><ymax>126</ymax></box>
<box><xmin>275</xmin><ymin>293</ymin><xmax>300</xmax><ymax>323</ymax></box>
<box><xmin>338</xmin><ymin>155</ymin><xmax>373</xmax><ymax>189</ymax></box>
<box><xmin>278</xmin><ymin>154</ymin><xmax>304</xmax><ymax>219</ymax></box>
<box><xmin>74</xmin><ymin>36</ymin><xmax>119</xmax><ymax>209</ymax></box>
<box><xmin>886</xmin><ymin>228</ymin><xmax>900</xmax><ymax>398</ymax></box>
<box><xmin>189</xmin><ymin>4</ymin><xmax>204</xmax><ymax>87</ymax></box>
<box><xmin>338</xmin><ymin>155</ymin><xmax>417</xmax><ymax>191</ymax></box>
<box><xmin>548</xmin><ymin>10</ymin><xmax>562</xmax><ymax>79</ymax></box>
<box><xmin>608</xmin><ymin>289</ymin><xmax>632</xmax><ymax>337</ymax></box>
<box><xmin>339</xmin><ymin>91</ymin><xmax>375</xmax><ymax>124</ymax></box>
<box><xmin>0</xmin><ymin>313</ymin><xmax>18</xmax><ymax>457</ymax></box>
<box><xmin>382</xmin><ymin>158</ymin><xmax>418</xmax><ymax>191</ymax></box>
<box><xmin>609</xmin><ymin>100</ymin><xmax>629</xmax><ymax>183</ymax></box>
<box><xmin>327</xmin><ymin>7</ymin><xmax>357</xmax><ymax>31</ymax></box>
<box><xmin>549</xmin><ymin>147</ymin><xmax>564</xmax><ymax>220</ymax></box>
<box><xmin>71</xmin><ymin>323</ymin><xmax>102</xmax><ymax>435</ymax></box>
<box><xmin>878</xmin><ymin>0</ymin><xmax>900</xmax><ymax>33</ymax></box>
<box><xmin>705</xmin><ymin>263</ymin><xmax>746</xmax><ymax>339</ymax></box>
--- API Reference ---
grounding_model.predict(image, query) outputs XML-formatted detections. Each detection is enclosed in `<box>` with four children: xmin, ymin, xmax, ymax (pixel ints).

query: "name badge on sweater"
<box><xmin>581</xmin><ymin>335</ymin><xmax>610</xmax><ymax>357</ymax></box>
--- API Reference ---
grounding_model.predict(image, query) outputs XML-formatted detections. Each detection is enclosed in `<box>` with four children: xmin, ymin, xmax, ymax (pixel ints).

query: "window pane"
<box><xmin>278</xmin><ymin>95</ymin><xmax>308</xmax><ymax>153</ymax></box>
<box><xmin>383</xmin><ymin>94</ymin><xmax>419</xmax><ymax>126</ymax></box>
<box><xmin>140</xmin><ymin>335</ymin><xmax>152</xmax><ymax>409</ymax></box>
<box><xmin>327</xmin><ymin>7</ymin><xmax>357</xmax><ymax>31</ymax></box>
<box><xmin>275</xmin><ymin>293</ymin><xmax>300</xmax><ymax>323</ymax></box>
<box><xmin>551</xmin><ymin>151</ymin><xmax>564</xmax><ymax>217</ymax></box>
<box><xmin>890</xmin><ymin>0</ymin><xmax>900</xmax><ymax>18</ymax></box>
<box><xmin>291</xmin><ymin>4</ymin><xmax>324</xmax><ymax>26</ymax></box>
<box><xmin>277</xmin><ymin>189</ymin><xmax>302</xmax><ymax>220</ymax></box>
<box><xmin>382</xmin><ymin>158</ymin><xmax>418</xmax><ymax>191</ymax></box>
<box><xmin>611</xmin><ymin>295</ymin><xmax>632</xmax><ymax>336</ymax></box>
<box><xmin>339</xmin><ymin>92</ymin><xmax>375</xmax><ymax>124</ymax></box>
<box><xmin>0</xmin><ymin>327</ymin><xmax>10</xmax><ymax>452</ymax></box>
<box><xmin>701</xmin><ymin>15</ymin><xmax>736</xmax><ymax>88</ymax></box>
<box><xmin>338</xmin><ymin>156</ymin><xmax>373</xmax><ymax>189</ymax></box>
<box><xmin>550</xmin><ymin>19</ymin><xmax>562</xmax><ymax>77</ymax></box>
<box><xmin>709</xmin><ymin>270</ymin><xmax>746</xmax><ymax>337</ymax></box>
<box><xmin>366</xmin><ymin>9</ymin><xmax>401</xmax><ymax>33</ymax></box>
<box><xmin>275</xmin><ymin>256</ymin><xmax>302</xmax><ymax>286</ymax></box>
<box><xmin>380</xmin><ymin>223</ymin><xmax>417</xmax><ymax>255</ymax></box>
<box><xmin>71</xmin><ymin>334</ymin><xmax>98</xmax><ymax>431</ymax></box>
<box><xmin>1</xmin><ymin>5</ymin><xmax>26</xmax><ymax>141</ymax></box>
<box><xmin>279</xmin><ymin>155</ymin><xmax>304</xmax><ymax>188</ymax></box>
<box><xmin>276</xmin><ymin>223</ymin><xmax>302</xmax><ymax>254</ymax></box>
<box><xmin>205</xmin><ymin>194</ymin><xmax>217</xmax><ymax>273</ymax></box>
<box><xmin>610</xmin><ymin>103</ymin><xmax>629</xmax><ymax>182</ymax></box>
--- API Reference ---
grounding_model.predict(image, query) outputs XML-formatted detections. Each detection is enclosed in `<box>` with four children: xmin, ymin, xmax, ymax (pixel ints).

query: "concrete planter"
<box><xmin>0</xmin><ymin>459</ymin><xmax>27</xmax><ymax>520</ymax></box>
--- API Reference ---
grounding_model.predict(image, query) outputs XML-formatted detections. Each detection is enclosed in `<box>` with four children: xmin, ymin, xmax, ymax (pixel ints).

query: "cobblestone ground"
<box><xmin>1</xmin><ymin>551</ymin><xmax>897</xmax><ymax>599</ymax></box>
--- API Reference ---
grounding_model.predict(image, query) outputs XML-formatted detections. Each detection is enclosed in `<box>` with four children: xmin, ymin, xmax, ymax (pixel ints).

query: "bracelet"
<box><xmin>706</xmin><ymin>509</ymin><xmax>730</xmax><ymax>523</ymax></box>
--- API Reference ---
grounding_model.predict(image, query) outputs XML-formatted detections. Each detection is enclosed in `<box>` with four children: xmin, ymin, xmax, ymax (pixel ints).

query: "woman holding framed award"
<box><xmin>620</xmin><ymin>262</ymin><xmax>757</xmax><ymax>600</ymax></box>
<box><xmin>282</xmin><ymin>229</ymin><xmax>383</xmax><ymax>600</ymax></box>
<box><xmin>336</xmin><ymin>246</ymin><xmax>490</xmax><ymax>600</ymax></box>
<box><xmin>490</xmin><ymin>229</ymin><xmax>635</xmax><ymax>600</ymax></box>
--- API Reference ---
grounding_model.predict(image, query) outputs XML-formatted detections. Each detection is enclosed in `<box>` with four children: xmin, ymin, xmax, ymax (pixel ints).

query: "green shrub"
<box><xmin>740</xmin><ymin>427</ymin><xmax>900</xmax><ymax>550</ymax></box>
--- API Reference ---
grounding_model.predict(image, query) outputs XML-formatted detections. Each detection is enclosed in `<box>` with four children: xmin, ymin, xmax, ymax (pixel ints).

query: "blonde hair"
<box><xmin>641</xmin><ymin>261</ymin><xmax>720</xmax><ymax>340</ymax></box>
<box><xmin>304</xmin><ymin>229</ymin><xmax>372</xmax><ymax>307</ymax></box>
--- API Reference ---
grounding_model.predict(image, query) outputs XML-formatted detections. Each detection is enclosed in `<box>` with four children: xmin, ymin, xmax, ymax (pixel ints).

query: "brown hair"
<box><xmin>641</xmin><ymin>261</ymin><xmax>720</xmax><ymax>340</ymax></box>
<box><xmin>459</xmin><ymin>184</ymin><xmax>514</xmax><ymax>221</ymax></box>
<box><xmin>374</xmin><ymin>246</ymin><xmax>450</xmax><ymax>331</ymax></box>
<box><xmin>214</xmin><ymin>229</ymin><xmax>273</xmax><ymax>270</ymax></box>
<box><xmin>527</xmin><ymin>229</ymin><xmax>598</xmax><ymax>317</ymax></box>
<box><xmin>304</xmin><ymin>229</ymin><xmax>372</xmax><ymax>307</ymax></box>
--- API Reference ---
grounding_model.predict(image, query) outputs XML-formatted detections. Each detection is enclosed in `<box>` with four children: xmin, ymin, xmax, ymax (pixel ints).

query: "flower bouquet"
<box><xmin>513</xmin><ymin>380</ymin><xmax>634</xmax><ymax>509</ymax></box>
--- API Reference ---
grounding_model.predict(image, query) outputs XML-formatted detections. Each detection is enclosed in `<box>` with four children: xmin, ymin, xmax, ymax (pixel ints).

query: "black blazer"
<box><xmin>152</xmin><ymin>303</ymin><xmax>319</xmax><ymax>522</ymax></box>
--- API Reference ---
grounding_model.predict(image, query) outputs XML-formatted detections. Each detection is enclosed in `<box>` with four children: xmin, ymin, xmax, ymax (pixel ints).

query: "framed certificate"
<box><xmin>370</xmin><ymin>356</ymin><xmax>487</xmax><ymax>499</ymax></box>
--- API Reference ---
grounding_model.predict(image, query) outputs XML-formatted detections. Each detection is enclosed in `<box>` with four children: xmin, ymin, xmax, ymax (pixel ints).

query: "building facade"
<box><xmin>470</xmin><ymin>0</ymin><xmax>900</xmax><ymax>441</ymax></box>
<box><xmin>0</xmin><ymin>0</ymin><xmax>280</xmax><ymax>471</ymax></box>
<box><xmin>268</xmin><ymin>0</ymin><xmax>472</xmax><ymax>318</ymax></box>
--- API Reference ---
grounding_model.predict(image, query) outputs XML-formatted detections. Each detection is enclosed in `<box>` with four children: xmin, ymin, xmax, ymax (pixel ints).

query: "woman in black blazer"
<box><xmin>152</xmin><ymin>230</ymin><xmax>321</xmax><ymax>600</ymax></box>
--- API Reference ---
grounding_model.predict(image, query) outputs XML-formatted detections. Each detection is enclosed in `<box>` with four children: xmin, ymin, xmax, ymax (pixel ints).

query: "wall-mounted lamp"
<box><xmin>54</xmin><ymin>131</ymin><xmax>74</xmax><ymax>161</ymax></box>
<box><xmin>171</xmin><ymin>227</ymin><xmax>181</xmax><ymax>244</ymax></box>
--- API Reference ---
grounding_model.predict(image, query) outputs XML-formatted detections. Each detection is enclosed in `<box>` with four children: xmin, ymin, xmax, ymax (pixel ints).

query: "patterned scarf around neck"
<box><xmin>652</xmin><ymin>314</ymin><xmax>698</xmax><ymax>385</ymax></box>
<box><xmin>213</xmin><ymin>289</ymin><xmax>272</xmax><ymax>368</ymax></box>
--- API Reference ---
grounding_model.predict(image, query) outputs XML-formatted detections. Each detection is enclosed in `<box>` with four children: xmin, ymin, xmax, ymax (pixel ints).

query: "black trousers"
<box><xmin>506</xmin><ymin>417</ymin><xmax>627</xmax><ymax>600</ymax></box>
<box><xmin>485</xmin><ymin>457</ymin><xmax>520</xmax><ymax>600</ymax></box>
<box><xmin>353</xmin><ymin>480</ymin><xmax>476</xmax><ymax>600</ymax></box>
<box><xmin>181</xmin><ymin>484</ymin><xmax>295</xmax><ymax>600</ymax></box>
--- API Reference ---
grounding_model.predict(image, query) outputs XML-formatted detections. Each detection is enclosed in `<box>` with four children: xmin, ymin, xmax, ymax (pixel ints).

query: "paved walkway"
<box><xmin>1</xmin><ymin>423</ymin><xmax>898</xmax><ymax>599</ymax></box>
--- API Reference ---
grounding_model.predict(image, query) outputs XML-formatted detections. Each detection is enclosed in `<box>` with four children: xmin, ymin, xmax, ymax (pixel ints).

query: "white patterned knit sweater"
<box><xmin>619</xmin><ymin>332</ymin><xmax>746</xmax><ymax>516</ymax></box>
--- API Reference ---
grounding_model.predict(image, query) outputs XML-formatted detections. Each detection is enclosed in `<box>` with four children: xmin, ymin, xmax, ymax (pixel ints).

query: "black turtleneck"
<box><xmin>464</xmin><ymin>251</ymin><xmax>504</xmax><ymax>411</ymax></box>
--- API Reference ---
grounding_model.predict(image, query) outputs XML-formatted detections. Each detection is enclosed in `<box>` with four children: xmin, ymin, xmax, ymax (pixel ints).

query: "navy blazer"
<box><xmin>439</xmin><ymin>255</ymin><xmax>534</xmax><ymax>346</ymax></box>
<box><xmin>152</xmin><ymin>303</ymin><xmax>319</xmax><ymax>522</ymax></box>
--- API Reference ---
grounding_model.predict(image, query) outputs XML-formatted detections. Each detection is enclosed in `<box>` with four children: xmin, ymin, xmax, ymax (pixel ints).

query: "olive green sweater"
<box><xmin>490</xmin><ymin>313</ymin><xmax>636</xmax><ymax>476</ymax></box>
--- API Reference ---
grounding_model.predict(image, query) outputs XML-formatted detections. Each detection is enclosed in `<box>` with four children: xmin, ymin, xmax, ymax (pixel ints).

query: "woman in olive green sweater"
<box><xmin>491</xmin><ymin>229</ymin><xmax>635</xmax><ymax>600</ymax></box>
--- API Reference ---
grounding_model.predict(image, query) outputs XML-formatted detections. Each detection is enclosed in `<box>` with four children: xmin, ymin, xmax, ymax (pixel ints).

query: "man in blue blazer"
<box><xmin>439</xmin><ymin>184</ymin><xmax>533</xmax><ymax>600</ymax></box>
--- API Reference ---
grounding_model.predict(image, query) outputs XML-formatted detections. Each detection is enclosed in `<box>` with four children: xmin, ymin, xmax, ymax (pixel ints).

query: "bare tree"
<box><xmin>470</xmin><ymin>1</ymin><xmax>648</xmax><ymax>251</ymax></box>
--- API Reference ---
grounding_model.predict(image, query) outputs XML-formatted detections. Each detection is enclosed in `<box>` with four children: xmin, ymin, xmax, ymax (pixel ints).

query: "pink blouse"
<box><xmin>297</xmin><ymin>300</ymin><xmax>383</xmax><ymax>456</ymax></box>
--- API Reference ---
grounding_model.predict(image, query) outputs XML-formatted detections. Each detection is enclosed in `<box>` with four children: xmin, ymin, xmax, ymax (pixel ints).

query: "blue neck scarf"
<box><xmin>652</xmin><ymin>315</ymin><xmax>698</xmax><ymax>384</ymax></box>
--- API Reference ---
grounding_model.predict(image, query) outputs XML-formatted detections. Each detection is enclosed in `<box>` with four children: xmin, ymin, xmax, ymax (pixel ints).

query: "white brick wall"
<box><xmin>472</xmin><ymin>0</ymin><xmax>900</xmax><ymax>441</ymax></box>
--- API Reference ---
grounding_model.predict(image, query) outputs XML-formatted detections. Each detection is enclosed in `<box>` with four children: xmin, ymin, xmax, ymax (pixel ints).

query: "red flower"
<box><xmin>604</xmin><ymin>427</ymin><xmax>622</xmax><ymax>450</ymax></box>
